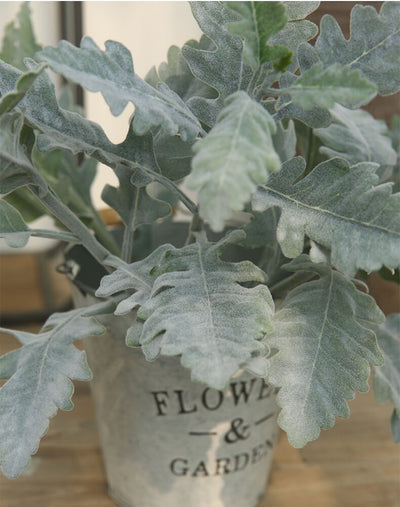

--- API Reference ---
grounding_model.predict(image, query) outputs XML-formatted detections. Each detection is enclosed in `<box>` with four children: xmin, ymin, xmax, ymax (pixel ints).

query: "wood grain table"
<box><xmin>0</xmin><ymin>328</ymin><xmax>399</xmax><ymax>507</ymax></box>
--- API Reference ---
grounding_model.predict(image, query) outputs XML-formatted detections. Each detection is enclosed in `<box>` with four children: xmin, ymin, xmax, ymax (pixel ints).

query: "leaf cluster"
<box><xmin>0</xmin><ymin>1</ymin><xmax>399</xmax><ymax>477</ymax></box>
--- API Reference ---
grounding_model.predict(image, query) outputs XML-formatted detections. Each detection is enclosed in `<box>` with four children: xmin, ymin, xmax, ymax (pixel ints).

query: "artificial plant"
<box><xmin>0</xmin><ymin>1</ymin><xmax>399</xmax><ymax>479</ymax></box>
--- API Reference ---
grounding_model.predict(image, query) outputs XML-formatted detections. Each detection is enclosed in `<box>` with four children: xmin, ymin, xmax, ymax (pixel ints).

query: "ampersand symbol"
<box><xmin>224</xmin><ymin>418</ymin><xmax>250</xmax><ymax>444</ymax></box>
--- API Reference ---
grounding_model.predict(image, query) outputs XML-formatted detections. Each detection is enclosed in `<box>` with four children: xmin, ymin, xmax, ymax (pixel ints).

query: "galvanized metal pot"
<box><xmin>81</xmin><ymin>310</ymin><xmax>279</xmax><ymax>507</ymax></box>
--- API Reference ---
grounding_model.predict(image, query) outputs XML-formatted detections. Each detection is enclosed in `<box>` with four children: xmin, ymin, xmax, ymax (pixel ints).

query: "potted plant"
<box><xmin>0</xmin><ymin>2</ymin><xmax>399</xmax><ymax>506</ymax></box>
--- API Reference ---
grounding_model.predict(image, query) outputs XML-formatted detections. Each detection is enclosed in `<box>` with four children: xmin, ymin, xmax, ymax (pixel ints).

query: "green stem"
<box><xmin>185</xmin><ymin>213</ymin><xmax>204</xmax><ymax>246</ymax></box>
<box><xmin>29</xmin><ymin>186</ymin><xmax>112</xmax><ymax>268</ymax></box>
<box><xmin>121</xmin><ymin>188</ymin><xmax>140</xmax><ymax>263</ymax></box>
<box><xmin>305</xmin><ymin>126</ymin><xmax>316</xmax><ymax>175</ymax></box>
<box><xmin>30</xmin><ymin>229</ymin><xmax>80</xmax><ymax>243</ymax></box>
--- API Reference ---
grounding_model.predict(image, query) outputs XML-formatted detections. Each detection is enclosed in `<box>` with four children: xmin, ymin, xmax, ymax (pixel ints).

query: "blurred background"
<box><xmin>0</xmin><ymin>1</ymin><xmax>398</xmax><ymax>321</ymax></box>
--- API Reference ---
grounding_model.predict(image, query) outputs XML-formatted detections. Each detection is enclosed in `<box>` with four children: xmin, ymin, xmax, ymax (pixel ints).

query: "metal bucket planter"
<box><xmin>80</xmin><ymin>311</ymin><xmax>279</xmax><ymax>507</ymax></box>
<box><xmin>65</xmin><ymin>224</ymin><xmax>279</xmax><ymax>507</ymax></box>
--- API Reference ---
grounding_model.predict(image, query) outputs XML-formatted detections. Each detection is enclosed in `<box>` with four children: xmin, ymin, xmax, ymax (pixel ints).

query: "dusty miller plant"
<box><xmin>0</xmin><ymin>1</ymin><xmax>399</xmax><ymax>479</ymax></box>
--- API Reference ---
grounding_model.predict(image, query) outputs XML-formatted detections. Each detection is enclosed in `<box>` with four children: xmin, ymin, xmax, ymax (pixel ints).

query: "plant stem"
<box><xmin>305</xmin><ymin>126</ymin><xmax>316</xmax><ymax>175</ymax></box>
<box><xmin>30</xmin><ymin>229</ymin><xmax>80</xmax><ymax>243</ymax></box>
<box><xmin>185</xmin><ymin>213</ymin><xmax>204</xmax><ymax>246</ymax></box>
<box><xmin>121</xmin><ymin>188</ymin><xmax>140</xmax><ymax>263</ymax></box>
<box><xmin>29</xmin><ymin>186</ymin><xmax>113</xmax><ymax>268</ymax></box>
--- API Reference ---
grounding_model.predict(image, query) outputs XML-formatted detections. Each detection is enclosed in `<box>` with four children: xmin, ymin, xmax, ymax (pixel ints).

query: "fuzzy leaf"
<box><xmin>265</xmin><ymin>255</ymin><xmax>384</xmax><ymax>447</ymax></box>
<box><xmin>137</xmin><ymin>231</ymin><xmax>274</xmax><ymax>389</ymax></box>
<box><xmin>272</xmin><ymin>120</ymin><xmax>296</xmax><ymax>163</ymax></box>
<box><xmin>315</xmin><ymin>2</ymin><xmax>400</xmax><ymax>95</ymax></box>
<box><xmin>96</xmin><ymin>245</ymin><xmax>173</xmax><ymax>316</ymax></box>
<box><xmin>102</xmin><ymin>166</ymin><xmax>171</xmax><ymax>230</ymax></box>
<box><xmin>315</xmin><ymin>104</ymin><xmax>397</xmax><ymax>174</ymax></box>
<box><xmin>187</xmin><ymin>91</ymin><xmax>281</xmax><ymax>232</ymax></box>
<box><xmin>182</xmin><ymin>2</ymin><xmax>253</xmax><ymax>126</ymax></box>
<box><xmin>0</xmin><ymin>63</ymin><xmax>46</xmax><ymax>114</ymax></box>
<box><xmin>0</xmin><ymin>111</ymin><xmax>47</xmax><ymax>195</ymax></box>
<box><xmin>264</xmin><ymin>1</ymin><xmax>319</xmax><ymax>72</ymax></box>
<box><xmin>372</xmin><ymin>314</ymin><xmax>400</xmax><ymax>442</ymax></box>
<box><xmin>271</xmin><ymin>59</ymin><xmax>332</xmax><ymax>128</ymax></box>
<box><xmin>278</xmin><ymin>62</ymin><xmax>377</xmax><ymax>111</ymax></box>
<box><xmin>37</xmin><ymin>38</ymin><xmax>202</xmax><ymax>141</ymax></box>
<box><xmin>0</xmin><ymin>306</ymin><xmax>107</xmax><ymax>478</ymax></box>
<box><xmin>146</xmin><ymin>44</ymin><xmax>216</xmax><ymax>105</ymax></box>
<box><xmin>0</xmin><ymin>61</ymin><xmax>170</xmax><ymax>189</ymax></box>
<box><xmin>253</xmin><ymin>157</ymin><xmax>400</xmax><ymax>276</ymax></box>
<box><xmin>0</xmin><ymin>198</ymin><xmax>30</xmax><ymax>247</ymax></box>
<box><xmin>242</xmin><ymin>207</ymin><xmax>286</xmax><ymax>285</ymax></box>
<box><xmin>227</xmin><ymin>1</ymin><xmax>290</xmax><ymax>70</ymax></box>
<box><xmin>154</xmin><ymin>132</ymin><xmax>194</xmax><ymax>181</ymax></box>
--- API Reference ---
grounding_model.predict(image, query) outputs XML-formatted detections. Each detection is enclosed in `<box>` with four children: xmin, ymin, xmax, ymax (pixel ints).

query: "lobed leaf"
<box><xmin>102</xmin><ymin>166</ymin><xmax>171</xmax><ymax>232</ymax></box>
<box><xmin>146</xmin><ymin>43</ymin><xmax>216</xmax><ymax>106</ymax></box>
<box><xmin>315</xmin><ymin>104</ymin><xmax>397</xmax><ymax>174</ymax></box>
<box><xmin>96</xmin><ymin>245</ymin><xmax>173</xmax><ymax>316</ymax></box>
<box><xmin>265</xmin><ymin>255</ymin><xmax>384</xmax><ymax>447</ymax></box>
<box><xmin>0</xmin><ymin>111</ymin><xmax>47</xmax><ymax>195</ymax></box>
<box><xmin>0</xmin><ymin>60</ymin><xmax>169</xmax><ymax>190</ymax></box>
<box><xmin>0</xmin><ymin>306</ymin><xmax>108</xmax><ymax>478</ymax></box>
<box><xmin>0</xmin><ymin>63</ymin><xmax>46</xmax><ymax>114</ymax></box>
<box><xmin>182</xmin><ymin>2</ymin><xmax>254</xmax><ymax>126</ymax></box>
<box><xmin>187</xmin><ymin>91</ymin><xmax>281</xmax><ymax>232</ymax></box>
<box><xmin>372</xmin><ymin>314</ymin><xmax>400</xmax><ymax>442</ymax></box>
<box><xmin>253</xmin><ymin>157</ymin><xmax>400</xmax><ymax>276</ymax></box>
<box><xmin>279</xmin><ymin>62</ymin><xmax>377</xmax><ymax>111</ymax></box>
<box><xmin>315</xmin><ymin>2</ymin><xmax>400</xmax><ymax>95</ymax></box>
<box><xmin>267</xmin><ymin>1</ymin><xmax>319</xmax><ymax>72</ymax></box>
<box><xmin>0</xmin><ymin>198</ymin><xmax>30</xmax><ymax>247</ymax></box>
<box><xmin>37</xmin><ymin>38</ymin><xmax>202</xmax><ymax>140</ymax></box>
<box><xmin>137</xmin><ymin>231</ymin><xmax>274</xmax><ymax>389</ymax></box>
<box><xmin>227</xmin><ymin>1</ymin><xmax>290</xmax><ymax>71</ymax></box>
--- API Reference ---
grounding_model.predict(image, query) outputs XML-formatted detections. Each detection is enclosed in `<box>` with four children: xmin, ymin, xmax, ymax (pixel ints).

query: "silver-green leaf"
<box><xmin>182</xmin><ymin>2</ymin><xmax>254</xmax><ymax>126</ymax></box>
<box><xmin>277</xmin><ymin>62</ymin><xmax>377</xmax><ymax>111</ymax></box>
<box><xmin>102</xmin><ymin>166</ymin><xmax>171</xmax><ymax>231</ymax></box>
<box><xmin>137</xmin><ymin>231</ymin><xmax>274</xmax><ymax>389</ymax></box>
<box><xmin>314</xmin><ymin>104</ymin><xmax>397</xmax><ymax>172</ymax></box>
<box><xmin>253</xmin><ymin>157</ymin><xmax>400</xmax><ymax>276</ymax></box>
<box><xmin>0</xmin><ymin>198</ymin><xmax>30</xmax><ymax>247</ymax></box>
<box><xmin>187</xmin><ymin>91</ymin><xmax>281</xmax><ymax>232</ymax></box>
<box><xmin>316</xmin><ymin>2</ymin><xmax>400</xmax><ymax>95</ymax></box>
<box><xmin>37</xmin><ymin>38</ymin><xmax>202</xmax><ymax>140</ymax></box>
<box><xmin>372</xmin><ymin>314</ymin><xmax>400</xmax><ymax>442</ymax></box>
<box><xmin>0</xmin><ymin>306</ymin><xmax>107</xmax><ymax>478</ymax></box>
<box><xmin>227</xmin><ymin>1</ymin><xmax>289</xmax><ymax>71</ymax></box>
<box><xmin>265</xmin><ymin>255</ymin><xmax>384</xmax><ymax>447</ymax></box>
<box><xmin>0</xmin><ymin>63</ymin><xmax>46</xmax><ymax>114</ymax></box>
<box><xmin>0</xmin><ymin>111</ymin><xmax>47</xmax><ymax>195</ymax></box>
<box><xmin>0</xmin><ymin>61</ymin><xmax>172</xmax><ymax>191</ymax></box>
<box><xmin>96</xmin><ymin>244</ymin><xmax>173</xmax><ymax>316</ymax></box>
<box><xmin>268</xmin><ymin>1</ymin><xmax>319</xmax><ymax>72</ymax></box>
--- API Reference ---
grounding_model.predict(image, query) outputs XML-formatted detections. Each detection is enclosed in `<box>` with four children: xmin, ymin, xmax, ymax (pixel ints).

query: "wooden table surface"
<box><xmin>0</xmin><ymin>328</ymin><xmax>399</xmax><ymax>507</ymax></box>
